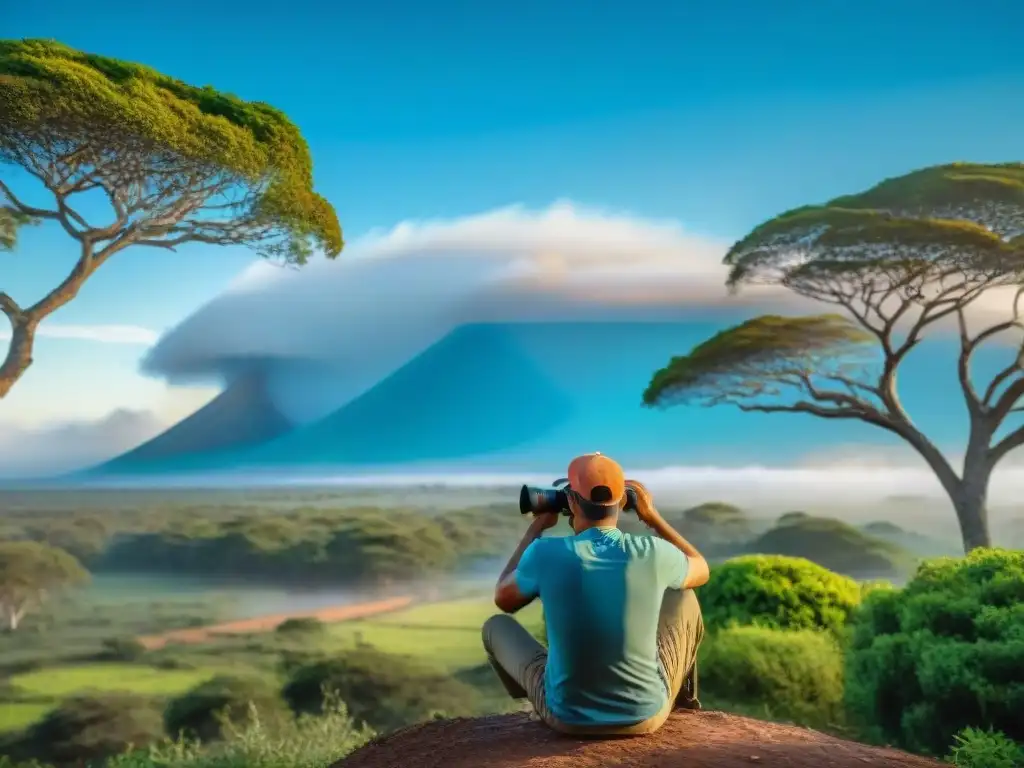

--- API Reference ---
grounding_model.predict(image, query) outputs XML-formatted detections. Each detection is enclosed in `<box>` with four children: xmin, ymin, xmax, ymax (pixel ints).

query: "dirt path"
<box><xmin>335</xmin><ymin>711</ymin><xmax>944</xmax><ymax>768</ymax></box>
<box><xmin>138</xmin><ymin>595</ymin><xmax>416</xmax><ymax>650</ymax></box>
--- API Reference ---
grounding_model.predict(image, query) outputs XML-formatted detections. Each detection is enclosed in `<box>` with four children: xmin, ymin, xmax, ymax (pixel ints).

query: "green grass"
<box><xmin>0</xmin><ymin>596</ymin><xmax>541</xmax><ymax>738</ymax></box>
<box><xmin>327</xmin><ymin>596</ymin><xmax>543</xmax><ymax>671</ymax></box>
<box><xmin>0</xmin><ymin>702</ymin><xmax>55</xmax><ymax>734</ymax></box>
<box><xmin>9</xmin><ymin>664</ymin><xmax>222</xmax><ymax>698</ymax></box>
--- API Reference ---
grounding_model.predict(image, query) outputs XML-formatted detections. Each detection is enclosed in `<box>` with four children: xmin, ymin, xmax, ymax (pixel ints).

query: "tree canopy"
<box><xmin>0</xmin><ymin>39</ymin><xmax>343</xmax><ymax>397</ymax></box>
<box><xmin>643</xmin><ymin>314</ymin><xmax>876</xmax><ymax>415</ymax></box>
<box><xmin>0</xmin><ymin>38</ymin><xmax>341</xmax><ymax>263</ymax></box>
<box><xmin>644</xmin><ymin>162</ymin><xmax>1024</xmax><ymax>552</ymax></box>
<box><xmin>0</xmin><ymin>540</ymin><xmax>89</xmax><ymax>630</ymax></box>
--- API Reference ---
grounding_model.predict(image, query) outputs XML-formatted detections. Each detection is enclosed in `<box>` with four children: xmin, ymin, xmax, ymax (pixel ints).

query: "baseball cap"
<box><xmin>567</xmin><ymin>452</ymin><xmax>626</xmax><ymax>506</ymax></box>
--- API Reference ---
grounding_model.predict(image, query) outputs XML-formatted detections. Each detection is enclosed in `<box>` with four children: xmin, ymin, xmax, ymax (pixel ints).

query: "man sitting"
<box><xmin>482</xmin><ymin>452</ymin><xmax>709</xmax><ymax>735</ymax></box>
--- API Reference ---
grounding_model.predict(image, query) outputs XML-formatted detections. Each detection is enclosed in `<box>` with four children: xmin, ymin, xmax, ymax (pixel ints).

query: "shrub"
<box><xmin>109</xmin><ymin>692</ymin><xmax>374</xmax><ymax>768</ymax></box>
<box><xmin>845</xmin><ymin>547</ymin><xmax>1024</xmax><ymax>755</ymax></box>
<box><xmin>12</xmin><ymin>692</ymin><xmax>165</xmax><ymax>765</ymax></box>
<box><xmin>282</xmin><ymin>646</ymin><xmax>480</xmax><ymax>733</ymax></box>
<box><xmin>945</xmin><ymin>727</ymin><xmax>1024</xmax><ymax>768</ymax></box>
<box><xmin>747</xmin><ymin>516</ymin><xmax>914</xmax><ymax>579</ymax></box>
<box><xmin>700</xmin><ymin>555</ymin><xmax>862</xmax><ymax>636</ymax></box>
<box><xmin>99</xmin><ymin>637</ymin><xmax>148</xmax><ymax>662</ymax></box>
<box><xmin>699</xmin><ymin>625</ymin><xmax>845</xmax><ymax>729</ymax></box>
<box><xmin>164</xmin><ymin>675</ymin><xmax>291</xmax><ymax>743</ymax></box>
<box><xmin>275</xmin><ymin>617</ymin><xmax>325</xmax><ymax>635</ymax></box>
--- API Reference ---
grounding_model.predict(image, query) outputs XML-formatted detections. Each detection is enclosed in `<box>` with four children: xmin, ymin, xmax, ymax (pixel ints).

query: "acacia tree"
<box><xmin>0</xmin><ymin>39</ymin><xmax>343</xmax><ymax>398</ymax></box>
<box><xmin>0</xmin><ymin>540</ymin><xmax>89</xmax><ymax>631</ymax></box>
<box><xmin>644</xmin><ymin>163</ymin><xmax>1024</xmax><ymax>552</ymax></box>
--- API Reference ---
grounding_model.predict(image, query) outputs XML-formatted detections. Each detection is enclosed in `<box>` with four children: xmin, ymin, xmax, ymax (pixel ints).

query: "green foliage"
<box><xmin>275</xmin><ymin>618</ymin><xmax>324</xmax><ymax>635</ymax></box>
<box><xmin>845</xmin><ymin>548</ymin><xmax>1024</xmax><ymax>755</ymax></box>
<box><xmin>97</xmin><ymin>507</ymin><xmax>522</xmax><ymax>586</ymax></box>
<box><xmin>679</xmin><ymin>503</ymin><xmax>752</xmax><ymax>554</ymax></box>
<box><xmin>724</xmin><ymin>163</ymin><xmax>1024</xmax><ymax>289</ymax></box>
<box><xmin>945</xmin><ymin>727</ymin><xmax>1024</xmax><ymax>768</ymax></box>
<box><xmin>98</xmin><ymin>637</ymin><xmax>148</xmax><ymax>662</ymax></box>
<box><xmin>0</xmin><ymin>693</ymin><xmax>373</xmax><ymax>768</ymax></box>
<box><xmin>642</xmin><ymin>314</ymin><xmax>874</xmax><ymax>407</ymax></box>
<box><xmin>0</xmin><ymin>38</ymin><xmax>341</xmax><ymax>264</ymax></box>
<box><xmin>0</xmin><ymin>542</ymin><xmax>90</xmax><ymax>631</ymax></box>
<box><xmin>826</xmin><ymin>162</ymin><xmax>1024</xmax><ymax>214</ymax></box>
<box><xmin>281</xmin><ymin>646</ymin><xmax>480</xmax><ymax>733</ymax></box>
<box><xmin>0</xmin><ymin>208</ymin><xmax>35</xmax><ymax>251</ymax></box>
<box><xmin>700</xmin><ymin>625</ymin><xmax>845</xmax><ymax>729</ymax></box>
<box><xmin>700</xmin><ymin>554</ymin><xmax>861</xmax><ymax>636</ymax></box>
<box><xmin>164</xmin><ymin>675</ymin><xmax>289</xmax><ymax>743</ymax></box>
<box><xmin>777</xmin><ymin>511</ymin><xmax>810</xmax><ymax>525</ymax></box>
<box><xmin>10</xmin><ymin>693</ymin><xmax>165</xmax><ymax>764</ymax></box>
<box><xmin>748</xmin><ymin>516</ymin><xmax>914</xmax><ymax>580</ymax></box>
<box><xmin>862</xmin><ymin>521</ymin><xmax>963</xmax><ymax>558</ymax></box>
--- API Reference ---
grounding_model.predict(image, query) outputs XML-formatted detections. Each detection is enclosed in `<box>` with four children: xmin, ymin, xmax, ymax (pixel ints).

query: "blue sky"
<box><xmin>3</xmin><ymin>0</ymin><xmax>1024</xmax><ymax>439</ymax></box>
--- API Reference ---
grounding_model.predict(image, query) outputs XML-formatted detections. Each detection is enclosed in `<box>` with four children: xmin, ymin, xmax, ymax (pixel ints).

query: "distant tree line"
<box><xmin>0</xmin><ymin>497</ymin><xmax>935</xmax><ymax>617</ymax></box>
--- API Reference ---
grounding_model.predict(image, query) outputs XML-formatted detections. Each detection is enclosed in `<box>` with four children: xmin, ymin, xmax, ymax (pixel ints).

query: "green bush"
<box><xmin>275</xmin><ymin>617</ymin><xmax>325</xmax><ymax>635</ymax></box>
<box><xmin>98</xmin><ymin>637</ymin><xmax>148</xmax><ymax>662</ymax></box>
<box><xmin>164</xmin><ymin>675</ymin><xmax>291</xmax><ymax>743</ymax></box>
<box><xmin>845</xmin><ymin>547</ymin><xmax>1024</xmax><ymax>755</ymax></box>
<box><xmin>111</xmin><ymin>692</ymin><xmax>373</xmax><ymax>768</ymax></box>
<box><xmin>11</xmin><ymin>693</ymin><xmax>165</xmax><ymax>765</ymax></box>
<box><xmin>699</xmin><ymin>625</ymin><xmax>845</xmax><ymax>729</ymax></box>
<box><xmin>946</xmin><ymin>727</ymin><xmax>1024</xmax><ymax>768</ymax></box>
<box><xmin>747</xmin><ymin>516</ymin><xmax>914</xmax><ymax>579</ymax></box>
<box><xmin>700</xmin><ymin>555</ymin><xmax>862</xmax><ymax>636</ymax></box>
<box><xmin>281</xmin><ymin>646</ymin><xmax>480</xmax><ymax>733</ymax></box>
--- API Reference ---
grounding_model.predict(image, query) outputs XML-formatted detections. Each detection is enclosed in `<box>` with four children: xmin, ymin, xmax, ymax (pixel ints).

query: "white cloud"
<box><xmin>0</xmin><ymin>409</ymin><xmax>167</xmax><ymax>479</ymax></box>
<box><xmin>0</xmin><ymin>324</ymin><xmax>159</xmax><ymax>345</ymax></box>
<box><xmin>141</xmin><ymin>202</ymin><xmax>804</xmax><ymax>421</ymax></box>
<box><xmin>136</xmin><ymin>200</ymin><xmax>1024</xmax><ymax>429</ymax></box>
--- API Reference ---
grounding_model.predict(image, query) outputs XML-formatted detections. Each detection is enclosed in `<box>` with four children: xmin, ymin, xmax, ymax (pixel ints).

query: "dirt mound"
<box><xmin>138</xmin><ymin>596</ymin><xmax>414</xmax><ymax>649</ymax></box>
<box><xmin>334</xmin><ymin>711</ymin><xmax>943</xmax><ymax>768</ymax></box>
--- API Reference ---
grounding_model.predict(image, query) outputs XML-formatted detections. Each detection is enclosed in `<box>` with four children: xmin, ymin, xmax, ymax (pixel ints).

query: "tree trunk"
<box><xmin>900</xmin><ymin>427</ymin><xmax>992</xmax><ymax>553</ymax></box>
<box><xmin>0</xmin><ymin>316</ymin><xmax>37</xmax><ymax>399</ymax></box>
<box><xmin>949</xmin><ymin>461</ymin><xmax>993</xmax><ymax>553</ymax></box>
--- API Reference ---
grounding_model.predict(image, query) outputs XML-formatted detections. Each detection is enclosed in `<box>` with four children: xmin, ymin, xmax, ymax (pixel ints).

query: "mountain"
<box><xmin>236</xmin><ymin>322</ymin><xmax>575</xmax><ymax>465</ymax></box>
<box><xmin>94</xmin><ymin>319</ymin><xmax>756</xmax><ymax>477</ymax></box>
<box><xmin>100</xmin><ymin>370</ymin><xmax>293</xmax><ymax>473</ymax></box>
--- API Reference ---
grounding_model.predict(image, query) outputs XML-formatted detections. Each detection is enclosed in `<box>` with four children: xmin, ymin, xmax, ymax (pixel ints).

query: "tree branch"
<box><xmin>956</xmin><ymin>306</ymin><xmax>984</xmax><ymax>415</ymax></box>
<box><xmin>0</xmin><ymin>179</ymin><xmax>61</xmax><ymax>221</ymax></box>
<box><xmin>982</xmin><ymin>288</ymin><xmax>1024</xmax><ymax>422</ymax></box>
<box><xmin>989</xmin><ymin>424</ymin><xmax>1024</xmax><ymax>465</ymax></box>
<box><xmin>0</xmin><ymin>293</ymin><xmax>22</xmax><ymax>320</ymax></box>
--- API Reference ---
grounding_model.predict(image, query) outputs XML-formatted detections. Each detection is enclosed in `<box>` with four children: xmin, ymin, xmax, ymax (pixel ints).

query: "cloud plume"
<box><xmin>141</xmin><ymin>202</ymin><xmax>801</xmax><ymax>422</ymax></box>
<box><xmin>140</xmin><ymin>201</ymin><xmax>1024</xmax><ymax>426</ymax></box>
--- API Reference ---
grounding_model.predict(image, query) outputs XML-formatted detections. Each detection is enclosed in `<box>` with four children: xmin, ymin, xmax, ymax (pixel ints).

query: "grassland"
<box><xmin>0</xmin><ymin>594</ymin><xmax>542</xmax><ymax>735</ymax></box>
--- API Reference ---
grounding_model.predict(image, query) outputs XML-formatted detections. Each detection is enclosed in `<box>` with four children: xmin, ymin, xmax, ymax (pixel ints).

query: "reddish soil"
<box><xmin>334</xmin><ymin>711</ymin><xmax>944</xmax><ymax>768</ymax></box>
<box><xmin>137</xmin><ymin>595</ymin><xmax>415</xmax><ymax>649</ymax></box>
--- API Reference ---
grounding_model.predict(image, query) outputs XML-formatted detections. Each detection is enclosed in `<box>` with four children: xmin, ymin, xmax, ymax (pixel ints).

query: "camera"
<box><xmin>519</xmin><ymin>478</ymin><xmax>638</xmax><ymax>516</ymax></box>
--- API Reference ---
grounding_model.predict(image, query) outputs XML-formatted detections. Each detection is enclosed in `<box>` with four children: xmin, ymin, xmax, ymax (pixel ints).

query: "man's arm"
<box><xmin>628</xmin><ymin>480</ymin><xmax>710</xmax><ymax>589</ymax></box>
<box><xmin>493</xmin><ymin>514</ymin><xmax>557</xmax><ymax>613</ymax></box>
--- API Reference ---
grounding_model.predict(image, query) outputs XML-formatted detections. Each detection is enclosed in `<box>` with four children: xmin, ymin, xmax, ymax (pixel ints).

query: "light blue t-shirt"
<box><xmin>515</xmin><ymin>526</ymin><xmax>689</xmax><ymax>727</ymax></box>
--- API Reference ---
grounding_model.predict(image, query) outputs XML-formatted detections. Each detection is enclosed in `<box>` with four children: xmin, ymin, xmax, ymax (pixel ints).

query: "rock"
<box><xmin>334</xmin><ymin>711</ymin><xmax>944</xmax><ymax>768</ymax></box>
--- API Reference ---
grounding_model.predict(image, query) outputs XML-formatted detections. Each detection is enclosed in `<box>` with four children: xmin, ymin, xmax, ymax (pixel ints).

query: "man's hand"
<box><xmin>625</xmin><ymin>479</ymin><xmax>661</xmax><ymax>528</ymax></box>
<box><xmin>530</xmin><ymin>511</ymin><xmax>561</xmax><ymax>533</ymax></box>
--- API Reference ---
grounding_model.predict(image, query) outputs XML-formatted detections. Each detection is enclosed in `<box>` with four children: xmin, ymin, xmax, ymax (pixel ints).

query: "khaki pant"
<box><xmin>482</xmin><ymin>589</ymin><xmax>704</xmax><ymax>736</ymax></box>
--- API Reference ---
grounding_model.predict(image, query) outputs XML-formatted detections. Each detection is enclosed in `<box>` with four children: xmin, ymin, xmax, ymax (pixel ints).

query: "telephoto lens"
<box><xmin>519</xmin><ymin>485</ymin><xmax>569</xmax><ymax>515</ymax></box>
